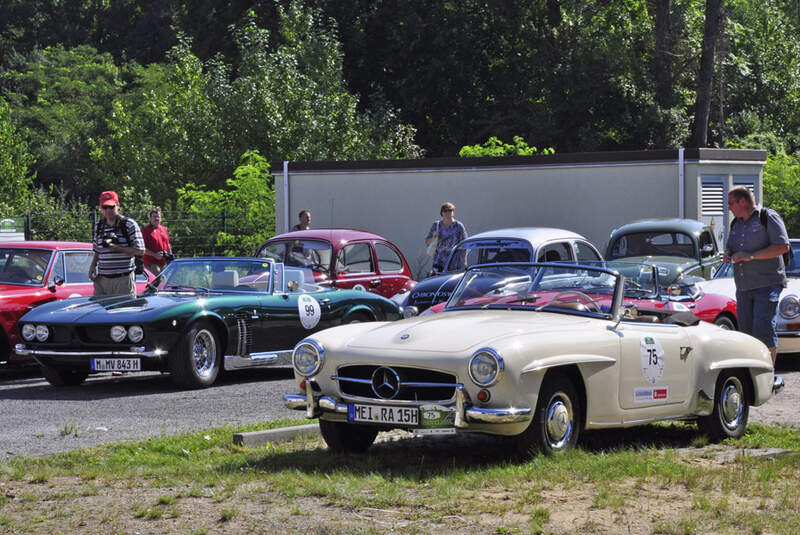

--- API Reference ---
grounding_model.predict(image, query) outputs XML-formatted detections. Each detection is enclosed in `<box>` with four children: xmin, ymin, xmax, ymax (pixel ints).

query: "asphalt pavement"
<box><xmin>0</xmin><ymin>367</ymin><xmax>300</xmax><ymax>461</ymax></box>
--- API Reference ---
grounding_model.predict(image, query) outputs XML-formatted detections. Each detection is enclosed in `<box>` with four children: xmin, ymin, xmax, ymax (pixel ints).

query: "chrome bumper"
<box><xmin>284</xmin><ymin>382</ymin><xmax>532</xmax><ymax>427</ymax></box>
<box><xmin>15</xmin><ymin>344</ymin><xmax>165</xmax><ymax>358</ymax></box>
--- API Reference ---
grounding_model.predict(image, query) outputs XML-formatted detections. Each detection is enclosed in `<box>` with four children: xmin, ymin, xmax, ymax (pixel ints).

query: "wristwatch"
<box><xmin>749</xmin><ymin>253</ymin><xmax>755</xmax><ymax>260</ymax></box>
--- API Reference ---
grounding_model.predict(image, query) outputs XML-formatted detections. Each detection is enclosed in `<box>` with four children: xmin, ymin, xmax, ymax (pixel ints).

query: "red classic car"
<box><xmin>423</xmin><ymin>261</ymin><xmax>738</xmax><ymax>329</ymax></box>
<box><xmin>256</xmin><ymin>229</ymin><xmax>416</xmax><ymax>302</ymax></box>
<box><xmin>0</xmin><ymin>241</ymin><xmax>152</xmax><ymax>368</ymax></box>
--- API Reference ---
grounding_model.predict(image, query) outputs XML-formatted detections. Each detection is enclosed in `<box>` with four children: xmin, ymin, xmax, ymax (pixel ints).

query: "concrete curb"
<box><xmin>233</xmin><ymin>424</ymin><xmax>320</xmax><ymax>447</ymax></box>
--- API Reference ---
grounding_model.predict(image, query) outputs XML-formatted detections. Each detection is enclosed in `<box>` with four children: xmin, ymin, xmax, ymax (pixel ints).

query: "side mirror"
<box><xmin>47</xmin><ymin>276</ymin><xmax>65</xmax><ymax>291</ymax></box>
<box><xmin>700</xmin><ymin>244</ymin><xmax>715</xmax><ymax>258</ymax></box>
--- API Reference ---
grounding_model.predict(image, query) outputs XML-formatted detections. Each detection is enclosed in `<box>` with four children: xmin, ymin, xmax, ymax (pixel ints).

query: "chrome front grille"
<box><xmin>334</xmin><ymin>365</ymin><xmax>458</xmax><ymax>402</ymax></box>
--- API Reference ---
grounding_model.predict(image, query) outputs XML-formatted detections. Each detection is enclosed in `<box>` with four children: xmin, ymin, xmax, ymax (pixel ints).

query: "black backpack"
<box><xmin>730</xmin><ymin>208</ymin><xmax>794</xmax><ymax>268</ymax></box>
<box><xmin>95</xmin><ymin>215</ymin><xmax>145</xmax><ymax>275</ymax></box>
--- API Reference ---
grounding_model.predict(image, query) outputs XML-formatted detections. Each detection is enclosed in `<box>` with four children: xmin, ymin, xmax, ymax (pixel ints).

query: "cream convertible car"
<box><xmin>285</xmin><ymin>263</ymin><xmax>781</xmax><ymax>457</ymax></box>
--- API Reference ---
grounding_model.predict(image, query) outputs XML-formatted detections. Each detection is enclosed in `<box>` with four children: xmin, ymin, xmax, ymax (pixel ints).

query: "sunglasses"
<box><xmin>101</xmin><ymin>205</ymin><xmax>116</xmax><ymax>210</ymax></box>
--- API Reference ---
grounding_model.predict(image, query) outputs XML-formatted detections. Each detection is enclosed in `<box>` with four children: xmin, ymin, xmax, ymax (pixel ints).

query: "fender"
<box><xmin>521</xmin><ymin>353</ymin><xmax>617</xmax><ymax>375</ymax></box>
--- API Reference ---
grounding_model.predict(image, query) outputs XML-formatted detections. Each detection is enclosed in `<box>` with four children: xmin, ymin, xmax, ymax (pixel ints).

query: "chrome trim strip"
<box><xmin>15</xmin><ymin>345</ymin><xmax>165</xmax><ymax>358</ymax></box>
<box><xmin>224</xmin><ymin>351</ymin><xmax>292</xmax><ymax>370</ymax></box>
<box><xmin>332</xmin><ymin>375</ymin><xmax>460</xmax><ymax>389</ymax></box>
<box><xmin>588</xmin><ymin>414</ymin><xmax>689</xmax><ymax>427</ymax></box>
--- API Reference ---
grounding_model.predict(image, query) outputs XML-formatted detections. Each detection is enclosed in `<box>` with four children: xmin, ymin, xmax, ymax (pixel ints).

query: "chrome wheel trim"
<box><xmin>192</xmin><ymin>329</ymin><xmax>217</xmax><ymax>377</ymax></box>
<box><xmin>720</xmin><ymin>376</ymin><xmax>744</xmax><ymax>430</ymax></box>
<box><xmin>545</xmin><ymin>393</ymin><xmax>574</xmax><ymax>450</ymax></box>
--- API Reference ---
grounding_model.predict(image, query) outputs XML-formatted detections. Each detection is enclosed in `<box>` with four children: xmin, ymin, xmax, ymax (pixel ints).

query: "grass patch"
<box><xmin>0</xmin><ymin>419</ymin><xmax>797</xmax><ymax>533</ymax></box>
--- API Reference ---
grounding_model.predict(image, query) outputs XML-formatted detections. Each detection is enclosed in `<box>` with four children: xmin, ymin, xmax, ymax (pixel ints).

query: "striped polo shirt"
<box><xmin>93</xmin><ymin>216</ymin><xmax>145</xmax><ymax>275</ymax></box>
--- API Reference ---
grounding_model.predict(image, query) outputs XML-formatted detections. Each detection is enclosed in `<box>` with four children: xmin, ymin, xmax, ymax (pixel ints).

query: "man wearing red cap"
<box><xmin>88</xmin><ymin>191</ymin><xmax>145</xmax><ymax>298</ymax></box>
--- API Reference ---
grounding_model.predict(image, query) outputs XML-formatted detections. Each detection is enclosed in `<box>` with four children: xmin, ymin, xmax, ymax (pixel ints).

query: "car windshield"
<box><xmin>155</xmin><ymin>259</ymin><xmax>274</xmax><ymax>293</ymax></box>
<box><xmin>444</xmin><ymin>239</ymin><xmax>532</xmax><ymax>272</ymax></box>
<box><xmin>608</xmin><ymin>231</ymin><xmax>696</xmax><ymax>259</ymax></box>
<box><xmin>256</xmin><ymin>239</ymin><xmax>332</xmax><ymax>275</ymax></box>
<box><xmin>444</xmin><ymin>263</ymin><xmax>623</xmax><ymax>318</ymax></box>
<box><xmin>713</xmin><ymin>241</ymin><xmax>800</xmax><ymax>279</ymax></box>
<box><xmin>0</xmin><ymin>248</ymin><xmax>53</xmax><ymax>286</ymax></box>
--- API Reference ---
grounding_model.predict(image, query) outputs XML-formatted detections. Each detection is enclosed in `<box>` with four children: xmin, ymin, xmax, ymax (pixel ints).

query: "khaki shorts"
<box><xmin>94</xmin><ymin>271</ymin><xmax>136</xmax><ymax>298</ymax></box>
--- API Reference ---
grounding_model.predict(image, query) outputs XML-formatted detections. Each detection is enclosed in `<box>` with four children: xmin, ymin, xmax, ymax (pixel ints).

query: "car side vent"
<box><xmin>234</xmin><ymin>312</ymin><xmax>254</xmax><ymax>356</ymax></box>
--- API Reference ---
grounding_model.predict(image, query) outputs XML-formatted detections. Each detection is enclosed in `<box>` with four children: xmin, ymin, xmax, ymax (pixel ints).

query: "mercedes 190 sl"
<box><xmin>16</xmin><ymin>257</ymin><xmax>400</xmax><ymax>388</ymax></box>
<box><xmin>285</xmin><ymin>262</ymin><xmax>780</xmax><ymax>457</ymax></box>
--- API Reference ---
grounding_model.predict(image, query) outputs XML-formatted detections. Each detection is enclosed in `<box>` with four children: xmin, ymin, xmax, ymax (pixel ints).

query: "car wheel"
<box><xmin>697</xmin><ymin>370</ymin><xmax>750</xmax><ymax>441</ymax></box>
<box><xmin>713</xmin><ymin>315</ymin><xmax>736</xmax><ymax>330</ymax></box>
<box><xmin>319</xmin><ymin>419</ymin><xmax>378</xmax><ymax>453</ymax></box>
<box><xmin>40</xmin><ymin>364</ymin><xmax>89</xmax><ymax>387</ymax></box>
<box><xmin>513</xmin><ymin>372</ymin><xmax>581</xmax><ymax>457</ymax></box>
<box><xmin>169</xmin><ymin>320</ymin><xmax>221</xmax><ymax>389</ymax></box>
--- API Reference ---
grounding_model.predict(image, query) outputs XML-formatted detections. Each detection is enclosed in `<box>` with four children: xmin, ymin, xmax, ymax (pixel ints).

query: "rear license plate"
<box><xmin>348</xmin><ymin>403</ymin><xmax>419</xmax><ymax>426</ymax></box>
<box><xmin>91</xmin><ymin>358</ymin><xmax>141</xmax><ymax>372</ymax></box>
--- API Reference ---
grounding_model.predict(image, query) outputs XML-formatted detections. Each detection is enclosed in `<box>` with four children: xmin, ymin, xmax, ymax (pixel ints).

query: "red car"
<box><xmin>423</xmin><ymin>261</ymin><xmax>738</xmax><ymax>329</ymax></box>
<box><xmin>0</xmin><ymin>241</ymin><xmax>153</xmax><ymax>368</ymax></box>
<box><xmin>256</xmin><ymin>229</ymin><xmax>416</xmax><ymax>302</ymax></box>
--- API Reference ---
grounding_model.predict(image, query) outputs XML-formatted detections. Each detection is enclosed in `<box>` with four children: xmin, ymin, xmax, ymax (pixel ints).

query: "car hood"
<box><xmin>346</xmin><ymin>310</ymin><xmax>594</xmax><ymax>354</ymax></box>
<box><xmin>21</xmin><ymin>293</ymin><xmax>197</xmax><ymax>323</ymax></box>
<box><xmin>697</xmin><ymin>278</ymin><xmax>735</xmax><ymax>300</ymax></box>
<box><xmin>406</xmin><ymin>272</ymin><xmax>463</xmax><ymax>309</ymax></box>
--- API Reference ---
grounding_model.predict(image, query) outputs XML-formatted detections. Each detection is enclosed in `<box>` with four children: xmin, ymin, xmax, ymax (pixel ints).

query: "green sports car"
<box><xmin>16</xmin><ymin>257</ymin><xmax>401</xmax><ymax>389</ymax></box>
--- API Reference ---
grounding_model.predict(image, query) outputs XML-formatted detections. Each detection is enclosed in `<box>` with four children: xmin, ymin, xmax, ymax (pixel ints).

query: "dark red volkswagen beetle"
<box><xmin>256</xmin><ymin>229</ymin><xmax>416</xmax><ymax>303</ymax></box>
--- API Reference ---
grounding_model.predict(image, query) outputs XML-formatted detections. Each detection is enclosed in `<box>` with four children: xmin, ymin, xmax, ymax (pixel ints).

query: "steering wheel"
<box><xmin>537</xmin><ymin>290</ymin><xmax>601</xmax><ymax>313</ymax></box>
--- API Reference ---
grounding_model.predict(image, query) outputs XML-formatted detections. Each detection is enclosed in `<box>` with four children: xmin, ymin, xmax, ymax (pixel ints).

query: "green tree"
<box><xmin>762</xmin><ymin>152</ymin><xmax>800</xmax><ymax>237</ymax></box>
<box><xmin>177</xmin><ymin>150</ymin><xmax>274</xmax><ymax>256</ymax></box>
<box><xmin>92</xmin><ymin>2</ymin><xmax>421</xmax><ymax>205</ymax></box>
<box><xmin>1</xmin><ymin>45</ymin><xmax>125</xmax><ymax>193</ymax></box>
<box><xmin>0</xmin><ymin>98</ymin><xmax>34</xmax><ymax>212</ymax></box>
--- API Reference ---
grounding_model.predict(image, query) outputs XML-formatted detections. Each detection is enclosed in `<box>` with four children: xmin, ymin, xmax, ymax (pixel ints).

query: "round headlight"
<box><xmin>779</xmin><ymin>295</ymin><xmax>800</xmax><ymax>319</ymax></box>
<box><xmin>110</xmin><ymin>325</ymin><xmax>127</xmax><ymax>342</ymax></box>
<box><xmin>21</xmin><ymin>324</ymin><xmax>36</xmax><ymax>341</ymax></box>
<box><xmin>403</xmin><ymin>306</ymin><xmax>419</xmax><ymax>318</ymax></box>
<box><xmin>292</xmin><ymin>340</ymin><xmax>324</xmax><ymax>377</ymax></box>
<box><xmin>35</xmin><ymin>325</ymin><xmax>50</xmax><ymax>342</ymax></box>
<box><xmin>128</xmin><ymin>325</ymin><xmax>144</xmax><ymax>343</ymax></box>
<box><xmin>469</xmin><ymin>348</ymin><xmax>503</xmax><ymax>387</ymax></box>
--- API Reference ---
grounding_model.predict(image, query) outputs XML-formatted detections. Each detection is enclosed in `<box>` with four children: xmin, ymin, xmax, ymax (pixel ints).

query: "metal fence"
<box><xmin>3</xmin><ymin>211</ymin><xmax>234</xmax><ymax>257</ymax></box>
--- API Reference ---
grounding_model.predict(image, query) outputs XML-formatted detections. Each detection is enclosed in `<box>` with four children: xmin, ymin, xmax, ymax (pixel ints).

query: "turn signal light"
<box><xmin>477</xmin><ymin>389</ymin><xmax>491</xmax><ymax>402</ymax></box>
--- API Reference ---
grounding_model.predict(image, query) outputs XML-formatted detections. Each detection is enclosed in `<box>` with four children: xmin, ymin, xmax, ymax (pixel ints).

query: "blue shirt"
<box><xmin>725</xmin><ymin>207</ymin><xmax>788</xmax><ymax>291</ymax></box>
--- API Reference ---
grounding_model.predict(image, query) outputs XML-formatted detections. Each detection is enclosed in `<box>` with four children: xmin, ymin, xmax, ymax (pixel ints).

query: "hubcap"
<box><xmin>720</xmin><ymin>377</ymin><xmax>744</xmax><ymax>429</ymax></box>
<box><xmin>546</xmin><ymin>394</ymin><xmax>573</xmax><ymax>449</ymax></box>
<box><xmin>192</xmin><ymin>329</ymin><xmax>217</xmax><ymax>377</ymax></box>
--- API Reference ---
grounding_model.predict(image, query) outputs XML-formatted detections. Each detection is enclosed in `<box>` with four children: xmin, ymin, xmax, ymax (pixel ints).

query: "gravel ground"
<box><xmin>0</xmin><ymin>357</ymin><xmax>798</xmax><ymax>462</ymax></box>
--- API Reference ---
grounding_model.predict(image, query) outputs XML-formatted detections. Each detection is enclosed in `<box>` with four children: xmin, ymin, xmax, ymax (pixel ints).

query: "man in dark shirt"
<box><xmin>292</xmin><ymin>210</ymin><xmax>311</xmax><ymax>231</ymax></box>
<box><xmin>725</xmin><ymin>185</ymin><xmax>790</xmax><ymax>365</ymax></box>
<box><xmin>88</xmin><ymin>191</ymin><xmax>145</xmax><ymax>298</ymax></box>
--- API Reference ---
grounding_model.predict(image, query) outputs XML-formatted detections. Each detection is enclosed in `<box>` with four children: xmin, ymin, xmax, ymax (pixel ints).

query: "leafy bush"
<box><xmin>459</xmin><ymin>136</ymin><xmax>554</xmax><ymax>157</ymax></box>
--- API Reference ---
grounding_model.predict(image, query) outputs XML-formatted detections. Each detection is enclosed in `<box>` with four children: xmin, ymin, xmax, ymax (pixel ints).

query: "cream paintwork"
<box><xmin>292</xmin><ymin>307</ymin><xmax>774</xmax><ymax>438</ymax></box>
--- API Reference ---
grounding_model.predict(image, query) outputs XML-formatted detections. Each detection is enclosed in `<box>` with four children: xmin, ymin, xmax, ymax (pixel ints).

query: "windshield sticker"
<box><xmin>298</xmin><ymin>294</ymin><xmax>321</xmax><ymax>329</ymax></box>
<box><xmin>640</xmin><ymin>335</ymin><xmax>665</xmax><ymax>385</ymax></box>
<box><xmin>634</xmin><ymin>387</ymin><xmax>669</xmax><ymax>402</ymax></box>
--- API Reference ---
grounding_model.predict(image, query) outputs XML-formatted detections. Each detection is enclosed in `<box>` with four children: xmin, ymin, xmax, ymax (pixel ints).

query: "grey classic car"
<box><xmin>605</xmin><ymin>219</ymin><xmax>723</xmax><ymax>288</ymax></box>
<box><xmin>403</xmin><ymin>227</ymin><xmax>603</xmax><ymax>316</ymax></box>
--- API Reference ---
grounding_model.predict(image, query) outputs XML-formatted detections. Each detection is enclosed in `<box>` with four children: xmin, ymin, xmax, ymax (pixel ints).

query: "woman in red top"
<box><xmin>141</xmin><ymin>208</ymin><xmax>172</xmax><ymax>276</ymax></box>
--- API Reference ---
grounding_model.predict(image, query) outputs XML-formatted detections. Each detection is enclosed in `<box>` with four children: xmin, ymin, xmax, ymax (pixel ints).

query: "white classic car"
<box><xmin>698</xmin><ymin>239</ymin><xmax>800</xmax><ymax>354</ymax></box>
<box><xmin>285</xmin><ymin>263</ymin><xmax>781</xmax><ymax>457</ymax></box>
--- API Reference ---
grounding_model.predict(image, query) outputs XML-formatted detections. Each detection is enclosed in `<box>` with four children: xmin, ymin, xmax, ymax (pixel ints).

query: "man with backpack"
<box><xmin>726</xmin><ymin>185</ymin><xmax>790</xmax><ymax>365</ymax></box>
<box><xmin>88</xmin><ymin>191</ymin><xmax>145</xmax><ymax>298</ymax></box>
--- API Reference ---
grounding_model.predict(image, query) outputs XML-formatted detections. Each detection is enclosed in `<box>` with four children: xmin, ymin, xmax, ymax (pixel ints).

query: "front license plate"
<box><xmin>91</xmin><ymin>358</ymin><xmax>141</xmax><ymax>372</ymax></box>
<box><xmin>348</xmin><ymin>403</ymin><xmax>419</xmax><ymax>426</ymax></box>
